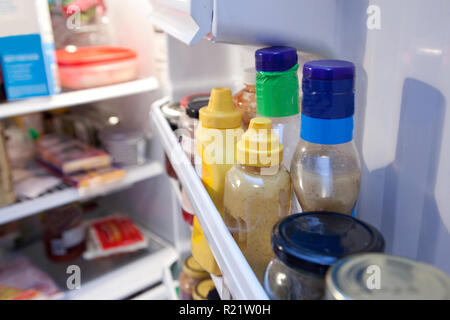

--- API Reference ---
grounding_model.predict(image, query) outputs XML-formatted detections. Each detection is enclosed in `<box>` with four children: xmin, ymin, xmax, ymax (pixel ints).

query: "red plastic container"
<box><xmin>56</xmin><ymin>46</ymin><xmax>138</xmax><ymax>89</ymax></box>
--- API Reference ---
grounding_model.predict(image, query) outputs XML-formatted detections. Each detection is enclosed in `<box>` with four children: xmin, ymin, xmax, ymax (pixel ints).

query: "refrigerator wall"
<box><xmin>149</xmin><ymin>0</ymin><xmax>450</xmax><ymax>274</ymax></box>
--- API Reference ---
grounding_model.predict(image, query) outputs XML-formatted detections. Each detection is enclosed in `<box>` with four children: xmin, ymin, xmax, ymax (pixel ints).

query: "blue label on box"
<box><xmin>0</xmin><ymin>34</ymin><xmax>50</xmax><ymax>100</ymax></box>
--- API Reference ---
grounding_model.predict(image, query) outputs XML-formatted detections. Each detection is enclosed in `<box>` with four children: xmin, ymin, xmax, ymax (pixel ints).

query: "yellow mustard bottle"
<box><xmin>191</xmin><ymin>87</ymin><xmax>243</xmax><ymax>276</ymax></box>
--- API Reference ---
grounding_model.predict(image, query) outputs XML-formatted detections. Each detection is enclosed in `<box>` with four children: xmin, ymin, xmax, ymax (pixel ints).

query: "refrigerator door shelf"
<box><xmin>148</xmin><ymin>0</ymin><xmax>213</xmax><ymax>45</ymax></box>
<box><xmin>151</xmin><ymin>97</ymin><xmax>268</xmax><ymax>300</ymax></box>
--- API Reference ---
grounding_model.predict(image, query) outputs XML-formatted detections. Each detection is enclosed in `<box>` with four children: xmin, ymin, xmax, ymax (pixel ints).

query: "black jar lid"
<box><xmin>272</xmin><ymin>212</ymin><xmax>385</xmax><ymax>276</ymax></box>
<box><xmin>186</xmin><ymin>95</ymin><xmax>209</xmax><ymax>119</ymax></box>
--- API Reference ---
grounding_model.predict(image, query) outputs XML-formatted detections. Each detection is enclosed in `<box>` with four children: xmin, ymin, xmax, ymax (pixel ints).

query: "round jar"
<box><xmin>179</xmin><ymin>93</ymin><xmax>209</xmax><ymax>175</ymax></box>
<box><xmin>179</xmin><ymin>256</ymin><xmax>210</xmax><ymax>300</ymax></box>
<box><xmin>264</xmin><ymin>212</ymin><xmax>385</xmax><ymax>300</ymax></box>
<box><xmin>193</xmin><ymin>279</ymin><xmax>215</xmax><ymax>301</ymax></box>
<box><xmin>326</xmin><ymin>253</ymin><xmax>450</xmax><ymax>300</ymax></box>
<box><xmin>99</xmin><ymin>126</ymin><xmax>146</xmax><ymax>166</ymax></box>
<box><xmin>160</xmin><ymin>101</ymin><xmax>183</xmax><ymax>131</ymax></box>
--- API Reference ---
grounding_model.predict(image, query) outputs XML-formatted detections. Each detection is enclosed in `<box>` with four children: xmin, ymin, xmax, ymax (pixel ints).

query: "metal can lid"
<box><xmin>326</xmin><ymin>253</ymin><xmax>450</xmax><ymax>300</ymax></box>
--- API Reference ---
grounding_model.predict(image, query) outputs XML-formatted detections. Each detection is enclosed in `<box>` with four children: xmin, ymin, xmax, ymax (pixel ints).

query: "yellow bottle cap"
<box><xmin>237</xmin><ymin>117</ymin><xmax>283</xmax><ymax>167</ymax></box>
<box><xmin>199</xmin><ymin>88</ymin><xmax>242</xmax><ymax>129</ymax></box>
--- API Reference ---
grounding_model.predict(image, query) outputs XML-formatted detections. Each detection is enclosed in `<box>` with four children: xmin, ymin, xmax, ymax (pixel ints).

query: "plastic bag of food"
<box><xmin>83</xmin><ymin>214</ymin><xmax>148</xmax><ymax>260</ymax></box>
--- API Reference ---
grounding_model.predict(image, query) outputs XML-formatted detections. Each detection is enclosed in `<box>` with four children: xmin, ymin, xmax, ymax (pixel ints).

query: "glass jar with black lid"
<box><xmin>264</xmin><ymin>212</ymin><xmax>385</xmax><ymax>300</ymax></box>
<box><xmin>178</xmin><ymin>94</ymin><xmax>209</xmax><ymax>175</ymax></box>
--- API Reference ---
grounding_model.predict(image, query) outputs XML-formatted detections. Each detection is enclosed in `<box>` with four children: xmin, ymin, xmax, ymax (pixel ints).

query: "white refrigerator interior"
<box><xmin>148</xmin><ymin>0</ymin><xmax>450</xmax><ymax>278</ymax></box>
<box><xmin>0</xmin><ymin>0</ymin><xmax>449</xmax><ymax>300</ymax></box>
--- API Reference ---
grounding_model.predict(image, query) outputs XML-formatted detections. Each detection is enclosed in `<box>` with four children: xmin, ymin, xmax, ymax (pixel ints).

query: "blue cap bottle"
<box><xmin>290</xmin><ymin>60</ymin><xmax>361</xmax><ymax>216</ymax></box>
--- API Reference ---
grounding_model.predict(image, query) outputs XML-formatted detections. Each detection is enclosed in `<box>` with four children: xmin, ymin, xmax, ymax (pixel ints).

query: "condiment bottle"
<box><xmin>290</xmin><ymin>60</ymin><xmax>361</xmax><ymax>215</ymax></box>
<box><xmin>223</xmin><ymin>117</ymin><xmax>291</xmax><ymax>282</ymax></box>
<box><xmin>233</xmin><ymin>67</ymin><xmax>257</xmax><ymax>130</ymax></box>
<box><xmin>255</xmin><ymin>46</ymin><xmax>300</xmax><ymax>169</ymax></box>
<box><xmin>264</xmin><ymin>212</ymin><xmax>385</xmax><ymax>300</ymax></box>
<box><xmin>179</xmin><ymin>256</ymin><xmax>210</xmax><ymax>300</ymax></box>
<box><xmin>191</xmin><ymin>87</ymin><xmax>243</xmax><ymax>276</ymax></box>
<box><xmin>326</xmin><ymin>253</ymin><xmax>450</xmax><ymax>300</ymax></box>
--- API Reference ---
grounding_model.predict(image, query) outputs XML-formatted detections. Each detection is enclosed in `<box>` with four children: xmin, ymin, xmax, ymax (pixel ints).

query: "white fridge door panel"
<box><xmin>356</xmin><ymin>0</ymin><xmax>450</xmax><ymax>274</ymax></box>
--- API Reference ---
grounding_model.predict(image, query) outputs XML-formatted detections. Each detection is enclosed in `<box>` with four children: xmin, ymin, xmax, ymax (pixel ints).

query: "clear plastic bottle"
<box><xmin>233</xmin><ymin>67</ymin><xmax>257</xmax><ymax>130</ymax></box>
<box><xmin>255</xmin><ymin>46</ymin><xmax>300</xmax><ymax>170</ymax></box>
<box><xmin>291</xmin><ymin>60</ymin><xmax>361</xmax><ymax>215</ymax></box>
<box><xmin>223</xmin><ymin>118</ymin><xmax>291</xmax><ymax>282</ymax></box>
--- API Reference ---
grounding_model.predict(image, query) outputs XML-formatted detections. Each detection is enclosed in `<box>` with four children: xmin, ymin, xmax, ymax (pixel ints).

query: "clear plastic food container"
<box><xmin>264</xmin><ymin>212</ymin><xmax>385</xmax><ymax>300</ymax></box>
<box><xmin>99</xmin><ymin>126</ymin><xmax>147</xmax><ymax>166</ymax></box>
<box><xmin>56</xmin><ymin>46</ymin><xmax>138</xmax><ymax>89</ymax></box>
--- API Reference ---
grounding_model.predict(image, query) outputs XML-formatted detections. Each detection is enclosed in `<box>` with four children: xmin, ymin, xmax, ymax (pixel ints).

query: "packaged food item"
<box><xmin>255</xmin><ymin>46</ymin><xmax>300</xmax><ymax>169</ymax></box>
<box><xmin>326</xmin><ymin>253</ymin><xmax>450</xmax><ymax>300</ymax></box>
<box><xmin>56</xmin><ymin>46</ymin><xmax>138</xmax><ymax>89</ymax></box>
<box><xmin>234</xmin><ymin>67</ymin><xmax>257</xmax><ymax>130</ymax></box>
<box><xmin>0</xmin><ymin>255</ymin><xmax>61</xmax><ymax>299</ymax></box>
<box><xmin>264</xmin><ymin>212</ymin><xmax>385</xmax><ymax>300</ymax></box>
<box><xmin>291</xmin><ymin>60</ymin><xmax>361</xmax><ymax>215</ymax></box>
<box><xmin>224</xmin><ymin>117</ymin><xmax>291</xmax><ymax>282</ymax></box>
<box><xmin>179</xmin><ymin>256</ymin><xmax>210</xmax><ymax>300</ymax></box>
<box><xmin>99</xmin><ymin>126</ymin><xmax>147</xmax><ymax>166</ymax></box>
<box><xmin>193</xmin><ymin>278</ymin><xmax>215</xmax><ymax>301</ymax></box>
<box><xmin>36</xmin><ymin>135</ymin><xmax>111</xmax><ymax>174</ymax></box>
<box><xmin>83</xmin><ymin>214</ymin><xmax>148</xmax><ymax>260</ymax></box>
<box><xmin>179</xmin><ymin>93</ymin><xmax>209</xmax><ymax>175</ymax></box>
<box><xmin>41</xmin><ymin>204</ymin><xmax>86</xmax><ymax>262</ymax></box>
<box><xmin>0</xmin><ymin>123</ymin><xmax>15</xmax><ymax>207</ymax></box>
<box><xmin>160</xmin><ymin>101</ymin><xmax>183</xmax><ymax>179</ymax></box>
<box><xmin>191</xmin><ymin>87</ymin><xmax>243</xmax><ymax>276</ymax></box>
<box><xmin>64</xmin><ymin>165</ymin><xmax>125</xmax><ymax>190</ymax></box>
<box><xmin>14</xmin><ymin>175</ymin><xmax>61</xmax><ymax>199</ymax></box>
<box><xmin>49</xmin><ymin>0</ymin><xmax>110</xmax><ymax>49</ymax></box>
<box><xmin>0</xmin><ymin>285</ymin><xmax>41</xmax><ymax>300</ymax></box>
<box><xmin>0</xmin><ymin>0</ymin><xmax>60</xmax><ymax>100</ymax></box>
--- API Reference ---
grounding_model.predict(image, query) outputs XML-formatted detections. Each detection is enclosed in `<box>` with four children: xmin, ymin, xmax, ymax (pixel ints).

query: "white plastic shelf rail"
<box><xmin>151</xmin><ymin>97</ymin><xmax>268</xmax><ymax>300</ymax></box>
<box><xmin>0</xmin><ymin>77</ymin><xmax>158</xmax><ymax>119</ymax></box>
<box><xmin>0</xmin><ymin>161</ymin><xmax>164</xmax><ymax>226</ymax></box>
